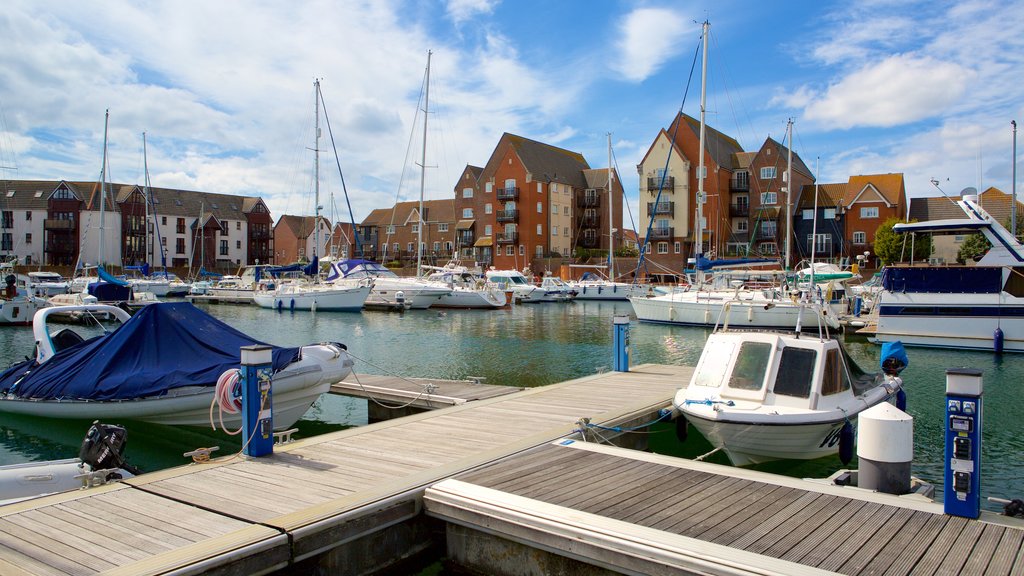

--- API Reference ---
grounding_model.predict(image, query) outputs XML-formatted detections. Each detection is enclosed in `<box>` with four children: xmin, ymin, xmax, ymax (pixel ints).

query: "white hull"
<box><xmin>253</xmin><ymin>284</ymin><xmax>371</xmax><ymax>312</ymax></box>
<box><xmin>682</xmin><ymin>413</ymin><xmax>849</xmax><ymax>466</ymax></box>
<box><xmin>874</xmin><ymin>291</ymin><xmax>1024</xmax><ymax>352</ymax></box>
<box><xmin>369</xmin><ymin>280</ymin><xmax>450</xmax><ymax>309</ymax></box>
<box><xmin>630</xmin><ymin>293</ymin><xmax>839</xmax><ymax>331</ymax></box>
<box><xmin>0</xmin><ymin>296</ymin><xmax>43</xmax><ymax>325</ymax></box>
<box><xmin>130</xmin><ymin>279</ymin><xmax>171</xmax><ymax>297</ymax></box>
<box><xmin>0</xmin><ymin>344</ymin><xmax>351</xmax><ymax>429</ymax></box>
<box><xmin>433</xmin><ymin>287</ymin><xmax>507</xmax><ymax>309</ymax></box>
<box><xmin>570</xmin><ymin>281</ymin><xmax>647</xmax><ymax>301</ymax></box>
<box><xmin>0</xmin><ymin>459</ymin><xmax>134</xmax><ymax>506</ymax></box>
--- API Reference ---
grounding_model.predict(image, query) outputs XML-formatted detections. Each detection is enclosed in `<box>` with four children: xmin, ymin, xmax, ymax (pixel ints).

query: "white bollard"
<box><xmin>857</xmin><ymin>403</ymin><xmax>913</xmax><ymax>494</ymax></box>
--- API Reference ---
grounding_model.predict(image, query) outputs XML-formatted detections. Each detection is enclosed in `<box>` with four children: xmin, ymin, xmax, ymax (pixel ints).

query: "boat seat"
<box><xmin>51</xmin><ymin>328</ymin><xmax>85</xmax><ymax>353</ymax></box>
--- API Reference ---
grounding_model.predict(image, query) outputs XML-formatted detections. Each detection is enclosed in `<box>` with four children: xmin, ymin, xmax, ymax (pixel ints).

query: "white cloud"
<box><xmin>803</xmin><ymin>55</ymin><xmax>971</xmax><ymax>129</ymax></box>
<box><xmin>446</xmin><ymin>0</ymin><xmax>499</xmax><ymax>25</ymax></box>
<box><xmin>612</xmin><ymin>8</ymin><xmax>689</xmax><ymax>82</ymax></box>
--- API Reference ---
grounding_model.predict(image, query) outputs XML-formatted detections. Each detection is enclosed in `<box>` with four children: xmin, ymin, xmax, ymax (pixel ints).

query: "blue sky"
<box><xmin>1</xmin><ymin>0</ymin><xmax>1022</xmax><ymax>230</ymax></box>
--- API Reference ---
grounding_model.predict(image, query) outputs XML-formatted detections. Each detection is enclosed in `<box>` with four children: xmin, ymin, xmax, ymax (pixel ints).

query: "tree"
<box><xmin>873</xmin><ymin>217</ymin><xmax>933</xmax><ymax>265</ymax></box>
<box><xmin>956</xmin><ymin>233</ymin><xmax>990</xmax><ymax>264</ymax></box>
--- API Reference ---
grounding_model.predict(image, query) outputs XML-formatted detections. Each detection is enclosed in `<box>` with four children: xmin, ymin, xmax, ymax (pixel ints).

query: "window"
<box><xmin>823</xmin><ymin>208</ymin><xmax>836</xmax><ymax>219</ymax></box>
<box><xmin>444</xmin><ymin>241</ymin><xmax>452</xmax><ymax>251</ymax></box>
<box><xmin>564</xmin><ymin>227</ymin><xmax>569</xmax><ymax>236</ymax></box>
<box><xmin>736</xmin><ymin>220</ymin><xmax>748</xmax><ymax>233</ymax></box>
<box><xmin>759</xmin><ymin>242</ymin><xmax>777</xmax><ymax>255</ymax></box>
<box><xmin>162</xmin><ymin>216</ymin><xmax>167</xmax><ymax>225</ymax></box>
<box><xmin>693</xmin><ymin>340</ymin><xmax>734</xmax><ymax>388</ymax></box>
<box><xmin>485</xmin><ymin>182</ymin><xmax>493</xmax><ymax>193</ymax></box>
<box><xmin>537</xmin><ymin>202</ymin><xmax>542</xmax><ymax>213</ymax></box>
<box><xmin>25</xmin><ymin>233</ymin><xmax>31</xmax><ymax>244</ymax></box>
<box><xmin>484</xmin><ymin>225</ymin><xmax>492</xmax><ymax>236</ymax></box>
<box><xmin>236</xmin><ymin>240</ymin><xmax>241</xmax><ymax>249</ymax></box>
<box><xmin>551</xmin><ymin>203</ymin><xmax>558</xmax><ymax>215</ymax></box>
<box><xmin>762</xmin><ymin>220</ymin><xmax>777</xmax><ymax>236</ymax></box>
<box><xmin>773</xmin><ymin>347</ymin><xmax>817</xmax><ymax>398</ymax></box>
<box><xmin>439</xmin><ymin>223</ymin><xmax>449</xmax><ymax>232</ymax></box>
<box><xmin>1</xmin><ymin>211</ymin><xmax>11</xmax><ymax>228</ymax></box>
<box><xmin>674</xmin><ymin>241</ymin><xmax>681</xmax><ymax>253</ymax></box>
<box><xmin>176</xmin><ymin>218</ymin><xmax>185</xmax><ymax>234</ymax></box>
<box><xmin>433</xmin><ymin>241</ymin><xmax>440</xmax><ymax>252</ymax></box>
<box><xmin>176</xmin><ymin>238</ymin><xmax>185</xmax><ymax>254</ymax></box>
<box><xmin>420</xmin><ymin>242</ymin><xmax>426</xmax><ymax>253</ymax></box>
<box><xmin>822</xmin><ymin>348</ymin><xmax>852</xmax><ymax>395</ymax></box>
<box><xmin>393</xmin><ymin>242</ymin><xmax>400</xmax><ymax>253</ymax></box>
<box><xmin>802</xmin><ymin>209</ymin><xmax>814</xmax><ymax>220</ymax></box>
<box><xmin>537</xmin><ymin>224</ymin><xmax>542</xmax><ymax>236</ymax></box>
<box><xmin>485</xmin><ymin>203</ymin><xmax>492</xmax><ymax>215</ymax></box>
<box><xmin>462</xmin><ymin>188</ymin><xmax>473</xmax><ymax>198</ymax></box>
<box><xmin>807</xmin><ymin>233</ymin><xmax>832</xmax><ymax>253</ymax></box>
<box><xmin>657</xmin><ymin>242</ymin><xmax>668</xmax><ymax>254</ymax></box>
<box><xmin>236</xmin><ymin>221</ymin><xmax>241</xmax><ymax>230</ymax></box>
<box><xmin>161</xmin><ymin>237</ymin><xmax>167</xmax><ymax>246</ymax></box>
<box><xmin>411</xmin><ymin>224</ymin><xmax>419</xmax><ymax>233</ymax></box>
<box><xmin>535</xmin><ymin>245</ymin><xmax>543</xmax><ymax>257</ymax></box>
<box><xmin>696</xmin><ymin>166</ymin><xmax>706</xmax><ymax>179</ymax></box>
<box><xmin>853</xmin><ymin>231</ymin><xmax>867</xmax><ymax>244</ymax></box>
<box><xmin>0</xmin><ymin>233</ymin><xmax>10</xmax><ymax>251</ymax></box>
<box><xmin>860</xmin><ymin>206</ymin><xmax>879</xmax><ymax>218</ymax></box>
<box><xmin>760</xmin><ymin>166</ymin><xmax>776</xmax><ymax>179</ymax></box>
<box><xmin>219</xmin><ymin>240</ymin><xmax>228</xmax><ymax>256</ymax></box>
<box><xmin>462</xmin><ymin>208</ymin><xmax>473</xmax><ymax>218</ymax></box>
<box><xmin>25</xmin><ymin>211</ymin><xmax>31</xmax><ymax>221</ymax></box>
<box><xmin>518</xmin><ymin>245</ymin><xmax>525</xmax><ymax>256</ymax></box>
<box><xmin>563</xmin><ymin>206</ymin><xmax>569</xmax><ymax>215</ymax></box>
<box><xmin>505</xmin><ymin>246</ymin><xmax>514</xmax><ymax>256</ymax></box>
<box><xmin>728</xmin><ymin>342</ymin><xmax>772</xmax><ymax>391</ymax></box>
<box><xmin>761</xmin><ymin>192</ymin><xmax>777</xmax><ymax>205</ymax></box>
<box><xmin>386</xmin><ymin>225</ymin><xmax>395</xmax><ymax>234</ymax></box>
<box><xmin>221</xmin><ymin>225</ymin><xmax>228</xmax><ymax>236</ymax></box>
<box><xmin>552</xmin><ymin>226</ymin><xmax>558</xmax><ymax>236</ymax></box>
<box><xmin>407</xmin><ymin>242</ymin><xmax>414</xmax><ymax>252</ymax></box>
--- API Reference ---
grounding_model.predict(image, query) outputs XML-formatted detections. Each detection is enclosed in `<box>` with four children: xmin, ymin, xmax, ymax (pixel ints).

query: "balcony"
<box><xmin>44</xmin><ymin>219</ymin><xmax>74</xmax><ymax>230</ymax></box>
<box><xmin>646</xmin><ymin>202</ymin><xmax>674</xmax><ymax>217</ymax></box>
<box><xmin>646</xmin><ymin>176</ymin><xmax>675</xmax><ymax>192</ymax></box>
<box><xmin>496</xmin><ymin>232</ymin><xmax>518</xmax><ymax>244</ymax></box>
<box><xmin>457</xmin><ymin>231</ymin><xmax>474</xmax><ymax>246</ymax></box>
<box><xmin>497</xmin><ymin>187</ymin><xmax>519</xmax><ymax>202</ymax></box>
<box><xmin>758</xmin><ymin>229</ymin><xmax>777</xmax><ymax>240</ymax></box>
<box><xmin>649</xmin><ymin>227</ymin><xmax>674</xmax><ymax>239</ymax></box>
<box><xmin>45</xmin><ymin>242</ymin><xmax>76</xmax><ymax>254</ymax></box>
<box><xmin>730</xmin><ymin>176</ymin><xmax>749</xmax><ymax>192</ymax></box>
<box><xmin>250</xmin><ymin>229</ymin><xmax>271</xmax><ymax>240</ymax></box>
<box><xmin>579</xmin><ymin>235</ymin><xmax>599</xmax><ymax>248</ymax></box>
<box><xmin>579</xmin><ymin>214</ymin><xmax>600</xmax><ymax>228</ymax></box>
<box><xmin>729</xmin><ymin>204</ymin><xmax>749</xmax><ymax>217</ymax></box>
<box><xmin>577</xmin><ymin>195</ymin><xmax>600</xmax><ymax>208</ymax></box>
<box><xmin>496</xmin><ymin>209</ymin><xmax>519</xmax><ymax>223</ymax></box>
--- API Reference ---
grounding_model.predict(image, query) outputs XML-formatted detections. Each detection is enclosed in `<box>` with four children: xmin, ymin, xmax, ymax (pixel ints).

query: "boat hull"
<box><xmin>874</xmin><ymin>291</ymin><xmax>1024</xmax><ymax>352</ymax></box>
<box><xmin>571</xmin><ymin>282</ymin><xmax>646</xmax><ymax>301</ymax></box>
<box><xmin>630</xmin><ymin>294</ymin><xmax>839</xmax><ymax>331</ymax></box>
<box><xmin>433</xmin><ymin>288</ymin><xmax>507</xmax><ymax>309</ymax></box>
<box><xmin>680</xmin><ymin>412</ymin><xmax>849</xmax><ymax>466</ymax></box>
<box><xmin>253</xmin><ymin>285</ymin><xmax>371</xmax><ymax>312</ymax></box>
<box><xmin>0</xmin><ymin>297</ymin><xmax>43</xmax><ymax>326</ymax></box>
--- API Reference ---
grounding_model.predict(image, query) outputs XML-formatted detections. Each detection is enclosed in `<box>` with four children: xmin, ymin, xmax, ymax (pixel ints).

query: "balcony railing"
<box><xmin>250</xmin><ymin>229</ymin><xmax>271</xmax><ymax>239</ymax></box>
<box><xmin>45</xmin><ymin>242</ymin><xmax>76</xmax><ymax>254</ymax></box>
<box><xmin>646</xmin><ymin>202</ymin><xmax>674</xmax><ymax>217</ymax></box>
<box><xmin>457</xmin><ymin>231</ymin><xmax>474</xmax><ymax>246</ymax></box>
<box><xmin>44</xmin><ymin>219</ymin><xmax>74</xmax><ymax>230</ymax></box>
<box><xmin>646</xmin><ymin>176</ymin><xmax>675</xmax><ymax>191</ymax></box>
<box><xmin>577</xmin><ymin>195</ymin><xmax>600</xmax><ymax>208</ymax></box>
<box><xmin>496</xmin><ymin>209</ymin><xmax>519</xmax><ymax>223</ymax></box>
<box><xmin>496</xmin><ymin>232</ymin><xmax>518</xmax><ymax>244</ymax></box>
<box><xmin>579</xmin><ymin>236</ymin><xmax>599</xmax><ymax>248</ymax></box>
<box><xmin>758</xmin><ymin>229</ymin><xmax>777</xmax><ymax>239</ymax></box>
<box><xmin>497</xmin><ymin>187</ymin><xmax>519</xmax><ymax>201</ymax></box>
<box><xmin>650</xmin><ymin>227</ymin><xmax>674</xmax><ymax>239</ymax></box>
<box><xmin>579</xmin><ymin>215</ymin><xmax>600</xmax><ymax>228</ymax></box>
<box><xmin>730</xmin><ymin>176</ymin><xmax>750</xmax><ymax>192</ymax></box>
<box><xmin>729</xmin><ymin>204</ymin><xmax>749</xmax><ymax>217</ymax></box>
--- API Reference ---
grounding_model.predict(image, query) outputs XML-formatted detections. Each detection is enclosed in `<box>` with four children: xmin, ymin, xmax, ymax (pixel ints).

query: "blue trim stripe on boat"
<box><xmin>879</xmin><ymin>305</ymin><xmax>1024</xmax><ymax>317</ymax></box>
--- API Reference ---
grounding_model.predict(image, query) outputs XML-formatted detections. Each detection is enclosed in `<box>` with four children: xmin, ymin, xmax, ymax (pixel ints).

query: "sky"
<box><xmin>1</xmin><ymin>0</ymin><xmax>1022</xmax><ymax>232</ymax></box>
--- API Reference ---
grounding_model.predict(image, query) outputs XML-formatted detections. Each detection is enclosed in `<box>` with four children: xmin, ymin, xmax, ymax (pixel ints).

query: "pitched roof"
<box><xmin>275</xmin><ymin>215</ymin><xmax>320</xmax><ymax>239</ymax></box>
<box><xmin>796</xmin><ymin>183</ymin><xmax>847</xmax><ymax>209</ymax></box>
<box><xmin>908</xmin><ymin>186</ymin><xmax>1023</xmax><ymax>224</ymax></box>
<box><xmin>481</xmin><ymin>133</ymin><xmax>590</xmax><ymax>190</ymax></box>
<box><xmin>359</xmin><ymin>199</ymin><xmax>455</xmax><ymax>227</ymax></box>
<box><xmin>669</xmin><ymin>113</ymin><xmax>744</xmax><ymax>171</ymax></box>
<box><xmin>759</xmin><ymin>137</ymin><xmax>813</xmax><ymax>179</ymax></box>
<box><xmin>842</xmin><ymin>173</ymin><xmax>905</xmax><ymax>207</ymax></box>
<box><xmin>581</xmin><ymin>168</ymin><xmax>624</xmax><ymax>194</ymax></box>
<box><xmin>734</xmin><ymin>152</ymin><xmax>756</xmax><ymax>170</ymax></box>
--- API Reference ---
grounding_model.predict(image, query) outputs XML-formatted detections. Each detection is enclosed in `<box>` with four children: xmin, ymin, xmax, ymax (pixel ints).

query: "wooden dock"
<box><xmin>426</xmin><ymin>440</ymin><xmax>1024</xmax><ymax>576</ymax></box>
<box><xmin>330</xmin><ymin>374</ymin><xmax>523</xmax><ymax>420</ymax></box>
<box><xmin>0</xmin><ymin>364</ymin><xmax>691</xmax><ymax>575</ymax></box>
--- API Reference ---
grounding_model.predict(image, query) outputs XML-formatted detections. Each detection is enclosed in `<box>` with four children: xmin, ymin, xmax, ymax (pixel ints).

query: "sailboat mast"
<box><xmin>785</xmin><ymin>118</ymin><xmax>793</xmax><ymax>268</ymax></box>
<box><xmin>142</xmin><ymin>131</ymin><xmax>150</xmax><ymax>266</ymax></box>
<box><xmin>417</xmin><ymin>50</ymin><xmax>432</xmax><ymax>278</ymax></box>
<box><xmin>695</xmin><ymin>21</ymin><xmax>709</xmax><ymax>277</ymax></box>
<box><xmin>607</xmin><ymin>133</ymin><xmax>614</xmax><ymax>279</ymax></box>
<box><xmin>810</xmin><ymin>157</ymin><xmax>819</xmax><ymax>289</ymax></box>
<box><xmin>99</xmin><ymin>109</ymin><xmax>109</xmax><ymax>267</ymax></box>
<box><xmin>314</xmin><ymin>79</ymin><xmax>321</xmax><ymax>266</ymax></box>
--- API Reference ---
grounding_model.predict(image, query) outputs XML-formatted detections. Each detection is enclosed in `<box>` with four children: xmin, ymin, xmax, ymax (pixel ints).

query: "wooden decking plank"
<box><xmin>904</xmin><ymin>515</ymin><xmax>968</xmax><ymax>575</ymax></box>
<box><xmin>506</xmin><ymin>453</ymin><xmax>640</xmax><ymax>500</ymax></box>
<box><xmin>606</xmin><ymin>469</ymin><xmax>722</xmax><ymax>526</ymax></box>
<box><xmin>39</xmin><ymin>504</ymin><xmax>168</xmax><ymax>559</ymax></box>
<box><xmin>139</xmin><ymin>479</ymin><xmax>282</xmax><ymax>520</ymax></box>
<box><xmin>987</xmin><ymin>526</ymin><xmax>1024</xmax><ymax>576</ymax></box>
<box><xmin>0</xmin><ymin>517</ymin><xmax>118</xmax><ymax>572</ymax></box>
<box><xmin>556</xmin><ymin>461</ymin><xmax>690</xmax><ymax>512</ymax></box>
<box><xmin>101</xmin><ymin>487</ymin><xmax>247</xmax><ymax>539</ymax></box>
<box><xmin>832</xmin><ymin>505</ymin><xmax>915</xmax><ymax>574</ymax></box>
<box><xmin>681</xmin><ymin>483</ymin><xmax>789</xmax><ymax>540</ymax></box>
<box><xmin>464</xmin><ymin>448</ymin><xmax>593</xmax><ymax>491</ymax></box>
<box><xmin>932</xmin><ymin>520</ymin><xmax>985</xmax><ymax>576</ymax></box>
<box><xmin>16</xmin><ymin>507</ymin><xmax>148</xmax><ymax>563</ymax></box>
<box><xmin>654</xmin><ymin>477</ymin><xmax>758</xmax><ymax>533</ymax></box>
<box><xmin>960</xmin><ymin>525</ymin><xmax>1009</xmax><ymax>575</ymax></box>
<box><xmin>58</xmin><ymin>498</ymin><xmax>199</xmax><ymax>548</ymax></box>
<box><xmin>0</xmin><ymin>521</ymin><xmax>94</xmax><ymax>576</ymax></box>
<box><xmin>776</xmin><ymin>499</ymin><xmax>870</xmax><ymax>562</ymax></box>
<box><xmin>797</xmin><ymin>501</ymin><xmax>892</xmax><ymax>569</ymax></box>
<box><xmin>736</xmin><ymin>492</ymin><xmax>833</xmax><ymax>553</ymax></box>
<box><xmin>0</xmin><ymin>554</ymin><xmax>54</xmax><ymax>576</ymax></box>
<box><xmin>878</xmin><ymin>512</ymin><xmax>952</xmax><ymax>576</ymax></box>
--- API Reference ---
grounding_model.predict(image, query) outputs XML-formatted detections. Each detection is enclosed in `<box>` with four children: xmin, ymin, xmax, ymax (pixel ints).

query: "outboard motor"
<box><xmin>78</xmin><ymin>421</ymin><xmax>140</xmax><ymax>476</ymax></box>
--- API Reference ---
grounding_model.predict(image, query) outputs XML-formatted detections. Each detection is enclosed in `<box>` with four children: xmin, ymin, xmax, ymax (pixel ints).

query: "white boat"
<box><xmin>423</xmin><ymin>264</ymin><xmax>507</xmax><ymax>309</ymax></box>
<box><xmin>485</xmin><ymin>268</ymin><xmax>545</xmax><ymax>303</ymax></box>
<box><xmin>329</xmin><ymin>260</ymin><xmax>451</xmax><ymax>309</ymax></box>
<box><xmin>1</xmin><ymin>274</ymin><xmax>46</xmax><ymax>326</ymax></box>
<box><xmin>0</xmin><ymin>302</ymin><xmax>352</xmax><ymax>429</ymax></box>
<box><xmin>22</xmin><ymin>271</ymin><xmax>70</xmax><ymax>297</ymax></box>
<box><xmin>674</xmin><ymin>312</ymin><xmax>907</xmax><ymax>466</ymax></box>
<box><xmin>567</xmin><ymin>271</ymin><xmax>647</xmax><ymax>301</ymax></box>
<box><xmin>872</xmin><ymin>194</ymin><xmax>1024</xmax><ymax>352</ymax></box>
<box><xmin>253</xmin><ymin>277</ymin><xmax>372</xmax><ymax>312</ymax></box>
<box><xmin>0</xmin><ymin>422</ymin><xmax>137</xmax><ymax>506</ymax></box>
<box><xmin>537</xmin><ymin>275</ymin><xmax>576</xmax><ymax>302</ymax></box>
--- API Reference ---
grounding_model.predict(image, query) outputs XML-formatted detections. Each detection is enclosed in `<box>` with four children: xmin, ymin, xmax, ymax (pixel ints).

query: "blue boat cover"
<box><xmin>97</xmin><ymin>266</ymin><xmax>131</xmax><ymax>286</ymax></box>
<box><xmin>881</xmin><ymin>266</ymin><xmax>1003</xmax><ymax>294</ymax></box>
<box><xmin>0</xmin><ymin>302</ymin><xmax>300</xmax><ymax>401</ymax></box>
<box><xmin>694</xmin><ymin>257</ymin><xmax>778</xmax><ymax>271</ymax></box>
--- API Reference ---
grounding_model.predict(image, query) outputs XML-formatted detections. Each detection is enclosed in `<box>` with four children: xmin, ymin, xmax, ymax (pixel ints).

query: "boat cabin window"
<box><xmin>822</xmin><ymin>348</ymin><xmax>852</xmax><ymax>395</ymax></box>
<box><xmin>772</xmin><ymin>347</ymin><xmax>816</xmax><ymax>398</ymax></box>
<box><xmin>727</xmin><ymin>342</ymin><xmax>771</xmax><ymax>391</ymax></box>
<box><xmin>693</xmin><ymin>340</ymin><xmax>735</xmax><ymax>388</ymax></box>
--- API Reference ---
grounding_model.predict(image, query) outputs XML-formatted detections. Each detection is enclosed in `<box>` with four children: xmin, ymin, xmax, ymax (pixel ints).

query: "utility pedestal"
<box><xmin>944</xmin><ymin>367</ymin><xmax>983</xmax><ymax>518</ymax></box>
<box><xmin>613</xmin><ymin>315</ymin><xmax>630</xmax><ymax>372</ymax></box>
<box><xmin>241</xmin><ymin>344</ymin><xmax>274</xmax><ymax>457</ymax></box>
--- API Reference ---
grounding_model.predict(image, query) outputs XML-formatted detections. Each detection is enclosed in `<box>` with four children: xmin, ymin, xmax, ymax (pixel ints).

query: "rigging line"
<box><xmin>635</xmin><ymin>27</ymin><xmax>703</xmax><ymax>278</ymax></box>
<box><xmin>317</xmin><ymin>82</ymin><xmax>361</xmax><ymax>253</ymax></box>
<box><xmin>385</xmin><ymin>68</ymin><xmax>429</xmax><ymax>248</ymax></box>
<box><xmin>709</xmin><ymin>28</ymin><xmax>757</xmax><ymax>153</ymax></box>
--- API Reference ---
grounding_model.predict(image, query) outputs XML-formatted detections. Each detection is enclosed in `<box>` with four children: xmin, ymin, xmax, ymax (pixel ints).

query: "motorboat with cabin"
<box><xmin>0</xmin><ymin>302</ymin><xmax>352</xmax><ymax>428</ymax></box>
<box><xmin>22</xmin><ymin>271</ymin><xmax>70</xmax><ymax>297</ymax></box>
<box><xmin>1</xmin><ymin>273</ymin><xmax>47</xmax><ymax>326</ymax></box>
<box><xmin>328</xmin><ymin>259</ymin><xmax>451</xmax><ymax>309</ymax></box>
<box><xmin>485</xmin><ymin>268</ymin><xmax>545</xmax><ymax>303</ymax></box>
<box><xmin>674</xmin><ymin>301</ymin><xmax>907</xmax><ymax>466</ymax></box>
<box><xmin>422</xmin><ymin>263</ymin><xmax>507</xmax><ymax>309</ymax></box>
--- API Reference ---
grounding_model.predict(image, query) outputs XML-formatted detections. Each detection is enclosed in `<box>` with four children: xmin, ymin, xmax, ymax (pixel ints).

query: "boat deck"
<box><xmin>427</xmin><ymin>440</ymin><xmax>1024</xmax><ymax>576</ymax></box>
<box><xmin>0</xmin><ymin>364</ymin><xmax>690</xmax><ymax>575</ymax></box>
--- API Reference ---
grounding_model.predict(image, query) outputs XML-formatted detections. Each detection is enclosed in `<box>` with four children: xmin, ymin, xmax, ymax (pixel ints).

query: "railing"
<box><xmin>729</xmin><ymin>204</ymin><xmax>749</xmax><ymax>217</ymax></box>
<box><xmin>457</xmin><ymin>232</ymin><xmax>474</xmax><ymax>246</ymax></box>
<box><xmin>45</xmin><ymin>242</ymin><xmax>76</xmax><ymax>254</ymax></box>
<box><xmin>649</xmin><ymin>227</ymin><xmax>674</xmax><ymax>239</ymax></box>
<box><xmin>758</xmin><ymin>229</ymin><xmax>777</xmax><ymax>239</ymax></box>
<box><xmin>497</xmin><ymin>187</ymin><xmax>519</xmax><ymax>201</ymax></box>
<box><xmin>579</xmin><ymin>215</ymin><xmax>600</xmax><ymax>228</ymax></box>
<box><xmin>250</xmin><ymin>229</ymin><xmax>270</xmax><ymax>239</ymax></box>
<box><xmin>496</xmin><ymin>232</ymin><xmax>518</xmax><ymax>244</ymax></box>
<box><xmin>646</xmin><ymin>176</ymin><xmax>675</xmax><ymax>191</ymax></box>
<box><xmin>44</xmin><ymin>219</ymin><xmax>74</xmax><ymax>230</ymax></box>
<box><xmin>646</xmin><ymin>202</ymin><xmax>674</xmax><ymax>217</ymax></box>
<box><xmin>730</xmin><ymin>176</ymin><xmax>749</xmax><ymax>192</ymax></box>
<box><xmin>496</xmin><ymin>209</ymin><xmax>519</xmax><ymax>223</ymax></box>
<box><xmin>579</xmin><ymin>236</ymin><xmax>599</xmax><ymax>248</ymax></box>
<box><xmin>577</xmin><ymin>195</ymin><xmax>600</xmax><ymax>208</ymax></box>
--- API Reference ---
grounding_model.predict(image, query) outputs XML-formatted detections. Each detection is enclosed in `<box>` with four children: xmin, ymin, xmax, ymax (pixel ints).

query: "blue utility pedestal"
<box><xmin>944</xmin><ymin>367</ymin><xmax>983</xmax><ymax>518</ymax></box>
<box><xmin>613</xmin><ymin>315</ymin><xmax>630</xmax><ymax>372</ymax></box>
<box><xmin>240</xmin><ymin>344</ymin><xmax>274</xmax><ymax>457</ymax></box>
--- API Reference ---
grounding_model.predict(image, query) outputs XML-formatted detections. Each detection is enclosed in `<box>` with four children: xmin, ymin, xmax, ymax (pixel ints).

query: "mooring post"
<box><xmin>240</xmin><ymin>344</ymin><xmax>274</xmax><ymax>457</ymax></box>
<box><xmin>612</xmin><ymin>315</ymin><xmax>630</xmax><ymax>372</ymax></box>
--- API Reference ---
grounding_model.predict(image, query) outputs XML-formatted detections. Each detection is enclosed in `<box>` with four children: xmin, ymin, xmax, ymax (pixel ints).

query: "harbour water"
<box><xmin>1</xmin><ymin>300</ymin><xmax>1021</xmax><ymax>510</ymax></box>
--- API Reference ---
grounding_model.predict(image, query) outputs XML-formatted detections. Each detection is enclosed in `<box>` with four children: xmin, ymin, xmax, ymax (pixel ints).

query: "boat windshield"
<box><xmin>772</xmin><ymin>347</ymin><xmax>816</xmax><ymax>398</ymax></box>
<box><xmin>693</xmin><ymin>340</ymin><xmax>735</xmax><ymax>388</ymax></box>
<box><xmin>727</xmin><ymin>342</ymin><xmax>772</xmax><ymax>391</ymax></box>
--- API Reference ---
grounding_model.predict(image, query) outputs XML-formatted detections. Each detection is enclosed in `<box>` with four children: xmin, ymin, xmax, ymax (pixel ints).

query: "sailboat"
<box><xmin>253</xmin><ymin>80</ymin><xmax>372</xmax><ymax>312</ymax></box>
<box><xmin>629</xmin><ymin>28</ymin><xmax>836</xmax><ymax>330</ymax></box>
<box><xmin>569</xmin><ymin>134</ymin><xmax>648</xmax><ymax>301</ymax></box>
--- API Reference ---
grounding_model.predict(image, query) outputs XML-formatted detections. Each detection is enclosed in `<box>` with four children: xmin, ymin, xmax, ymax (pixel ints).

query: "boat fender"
<box><xmin>675</xmin><ymin>415</ymin><xmax>688</xmax><ymax>442</ymax></box>
<box><xmin>276</xmin><ymin>299</ymin><xmax>282</xmax><ymax>311</ymax></box>
<box><xmin>838</xmin><ymin>421</ymin><xmax>854</xmax><ymax>465</ymax></box>
<box><xmin>289</xmin><ymin>298</ymin><xmax>295</xmax><ymax>311</ymax></box>
<box><xmin>994</xmin><ymin>327</ymin><xmax>1004</xmax><ymax>354</ymax></box>
<box><xmin>896</xmin><ymin>388</ymin><xmax>907</xmax><ymax>412</ymax></box>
